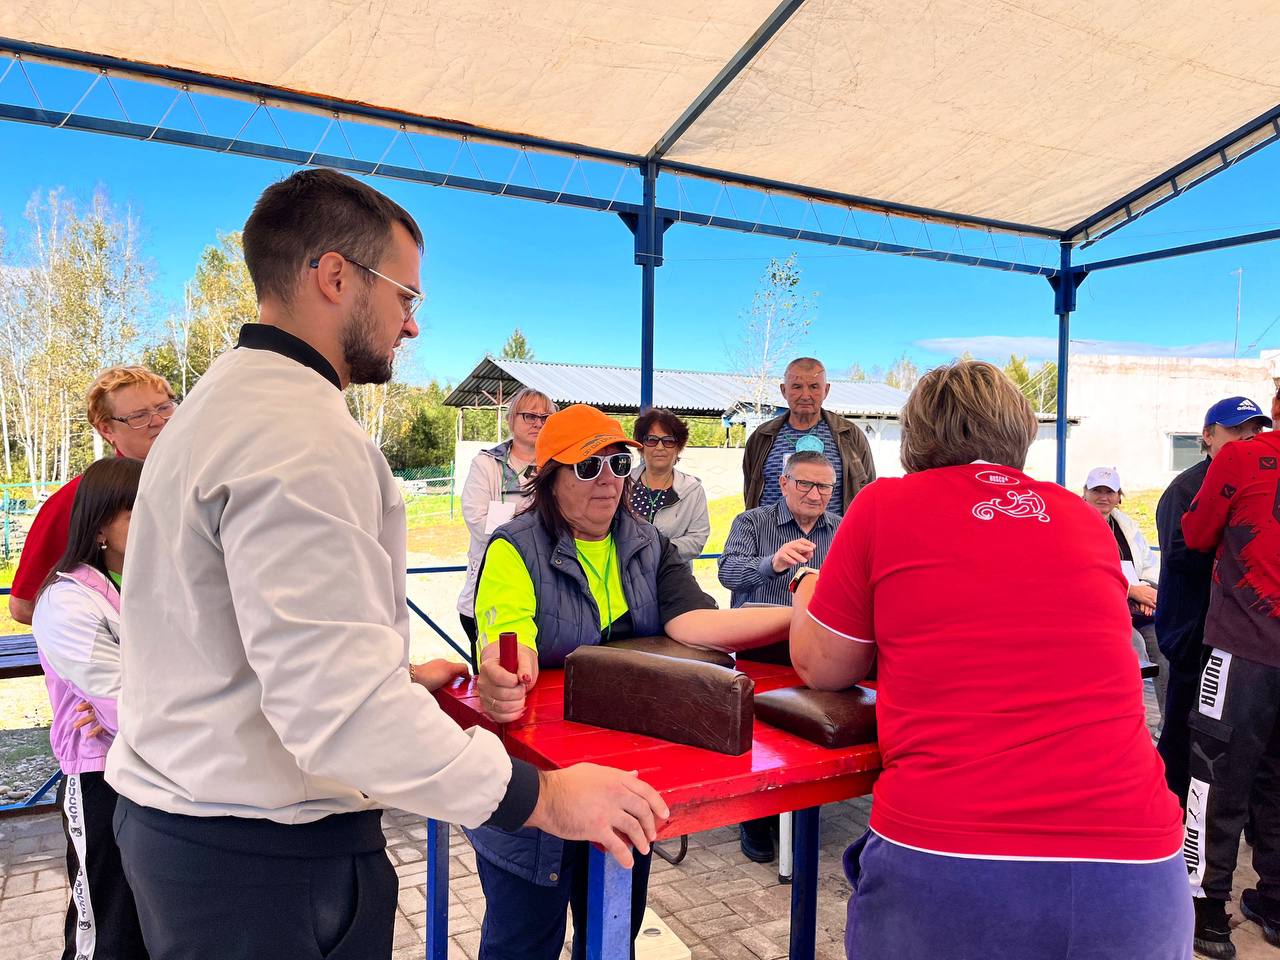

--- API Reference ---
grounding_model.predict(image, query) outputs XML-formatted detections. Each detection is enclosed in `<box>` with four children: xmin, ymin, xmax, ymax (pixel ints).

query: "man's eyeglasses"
<box><xmin>110</xmin><ymin>399</ymin><xmax>179</xmax><ymax>430</ymax></box>
<box><xmin>309</xmin><ymin>254</ymin><xmax>423</xmax><ymax>318</ymax></box>
<box><xmin>785</xmin><ymin>475</ymin><xmax>834</xmax><ymax>497</ymax></box>
<box><xmin>516</xmin><ymin>412</ymin><xmax>552</xmax><ymax>426</ymax></box>
<box><xmin>573</xmin><ymin>453</ymin><xmax>633</xmax><ymax>482</ymax></box>
<box><xmin>641</xmin><ymin>435</ymin><xmax>678</xmax><ymax>449</ymax></box>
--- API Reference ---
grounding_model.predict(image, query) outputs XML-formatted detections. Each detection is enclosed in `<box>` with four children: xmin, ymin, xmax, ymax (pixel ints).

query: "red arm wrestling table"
<box><xmin>427</xmin><ymin>659</ymin><xmax>882</xmax><ymax>960</ymax></box>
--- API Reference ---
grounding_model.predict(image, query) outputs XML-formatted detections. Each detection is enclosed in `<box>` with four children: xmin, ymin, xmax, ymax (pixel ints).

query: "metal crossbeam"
<box><xmin>0</xmin><ymin>38</ymin><xmax>1063</xmax><ymax>240</ymax></box>
<box><xmin>0</xmin><ymin>100</ymin><xmax>1048</xmax><ymax>276</ymax></box>
<box><xmin>649</xmin><ymin>0</ymin><xmax>807</xmax><ymax>160</ymax></box>
<box><xmin>1069</xmin><ymin>102</ymin><xmax>1280</xmax><ymax>245</ymax></box>
<box><xmin>1079</xmin><ymin>227</ymin><xmax>1280</xmax><ymax>273</ymax></box>
<box><xmin>670</xmin><ymin>208</ymin><xmax>1053</xmax><ymax>275</ymax></box>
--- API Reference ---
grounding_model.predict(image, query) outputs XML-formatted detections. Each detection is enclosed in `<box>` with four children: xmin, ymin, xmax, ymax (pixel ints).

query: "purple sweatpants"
<box><xmin>844</xmin><ymin>832</ymin><xmax>1192</xmax><ymax>960</ymax></box>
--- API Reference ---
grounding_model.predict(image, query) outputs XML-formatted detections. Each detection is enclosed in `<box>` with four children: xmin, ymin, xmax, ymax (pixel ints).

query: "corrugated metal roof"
<box><xmin>445</xmin><ymin>357</ymin><xmax>909</xmax><ymax>417</ymax></box>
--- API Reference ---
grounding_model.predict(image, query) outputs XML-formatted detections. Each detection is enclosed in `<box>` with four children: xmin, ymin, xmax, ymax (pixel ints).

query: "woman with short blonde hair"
<box><xmin>898</xmin><ymin>359</ymin><xmax>1038</xmax><ymax>472</ymax></box>
<box><xmin>457</xmin><ymin>387</ymin><xmax>559</xmax><ymax>650</ymax></box>
<box><xmin>790</xmin><ymin>360</ymin><xmax>1190</xmax><ymax>960</ymax></box>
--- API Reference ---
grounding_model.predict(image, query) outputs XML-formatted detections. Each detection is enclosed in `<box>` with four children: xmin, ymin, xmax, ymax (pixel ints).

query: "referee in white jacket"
<box><xmin>108</xmin><ymin>169</ymin><xmax>667</xmax><ymax>960</ymax></box>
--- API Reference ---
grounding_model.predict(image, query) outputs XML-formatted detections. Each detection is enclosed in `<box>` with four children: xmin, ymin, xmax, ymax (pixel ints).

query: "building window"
<box><xmin>1170</xmin><ymin>433</ymin><xmax>1202</xmax><ymax>472</ymax></box>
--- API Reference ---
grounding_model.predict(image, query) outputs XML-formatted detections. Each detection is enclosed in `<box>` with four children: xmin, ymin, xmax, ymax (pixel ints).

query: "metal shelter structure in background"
<box><xmin>445</xmin><ymin>357</ymin><xmax>910</xmax><ymax>419</ymax></box>
<box><xmin>1</xmin><ymin>1</ymin><xmax>1280</xmax><ymax>482</ymax></box>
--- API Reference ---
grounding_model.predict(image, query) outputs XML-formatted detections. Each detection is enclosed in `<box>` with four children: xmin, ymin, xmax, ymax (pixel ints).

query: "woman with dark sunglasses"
<box><xmin>466</xmin><ymin>404</ymin><xmax>790</xmax><ymax>960</ymax></box>
<box><xmin>628</xmin><ymin>408</ymin><xmax>710</xmax><ymax>563</ymax></box>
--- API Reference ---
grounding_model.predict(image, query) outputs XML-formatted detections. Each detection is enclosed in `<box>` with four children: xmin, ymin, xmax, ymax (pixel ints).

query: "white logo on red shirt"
<box><xmin>975</xmin><ymin>469</ymin><xmax>1020</xmax><ymax>486</ymax></box>
<box><xmin>972</xmin><ymin>490</ymin><xmax>1051</xmax><ymax>523</ymax></box>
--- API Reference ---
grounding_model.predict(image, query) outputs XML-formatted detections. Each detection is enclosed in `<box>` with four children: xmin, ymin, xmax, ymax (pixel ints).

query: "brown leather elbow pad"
<box><xmin>753</xmin><ymin>686</ymin><xmax>877</xmax><ymax>749</ymax></box>
<box><xmin>564</xmin><ymin>646</ymin><xmax>754</xmax><ymax>755</ymax></box>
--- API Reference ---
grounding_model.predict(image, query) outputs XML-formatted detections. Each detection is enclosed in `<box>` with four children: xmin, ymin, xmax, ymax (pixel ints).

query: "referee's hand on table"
<box><xmin>526</xmin><ymin>764</ymin><xmax>669</xmax><ymax>869</ymax></box>
<box><xmin>476</xmin><ymin>642</ymin><xmax>539</xmax><ymax>723</ymax></box>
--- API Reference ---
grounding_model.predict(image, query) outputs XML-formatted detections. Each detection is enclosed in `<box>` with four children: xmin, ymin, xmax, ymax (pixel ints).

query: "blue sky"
<box><xmin>2</xmin><ymin>76</ymin><xmax>1279</xmax><ymax>389</ymax></box>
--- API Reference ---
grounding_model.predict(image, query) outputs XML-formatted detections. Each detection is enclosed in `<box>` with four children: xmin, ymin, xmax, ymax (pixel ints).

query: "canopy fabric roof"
<box><xmin>5</xmin><ymin>0</ymin><xmax>1278</xmax><ymax>237</ymax></box>
<box><xmin>445</xmin><ymin>358</ymin><xmax>910</xmax><ymax>418</ymax></box>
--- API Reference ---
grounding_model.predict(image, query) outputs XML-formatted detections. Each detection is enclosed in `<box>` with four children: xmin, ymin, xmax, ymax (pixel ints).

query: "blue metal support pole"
<box><xmin>426</xmin><ymin>820</ymin><xmax>450</xmax><ymax>960</ymax></box>
<box><xmin>586</xmin><ymin>846</ymin><xmax>633</xmax><ymax>960</ymax></box>
<box><xmin>789</xmin><ymin>806</ymin><xmax>821</xmax><ymax>959</ymax></box>
<box><xmin>640</xmin><ymin>162</ymin><xmax>658</xmax><ymax>410</ymax></box>
<box><xmin>619</xmin><ymin>165</ymin><xmax>672</xmax><ymax>410</ymax></box>
<box><xmin>1049</xmin><ymin>241</ymin><xmax>1083</xmax><ymax>487</ymax></box>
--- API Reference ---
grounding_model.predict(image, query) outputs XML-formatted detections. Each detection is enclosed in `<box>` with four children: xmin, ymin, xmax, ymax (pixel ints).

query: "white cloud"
<box><xmin>913</xmin><ymin>335</ymin><xmax>1237</xmax><ymax>361</ymax></box>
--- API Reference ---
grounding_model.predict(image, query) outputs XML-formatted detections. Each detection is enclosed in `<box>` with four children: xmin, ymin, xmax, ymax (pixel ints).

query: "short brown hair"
<box><xmin>87</xmin><ymin>366</ymin><xmax>174</xmax><ymax>428</ymax></box>
<box><xmin>899</xmin><ymin>360</ymin><xmax>1037</xmax><ymax>472</ymax></box>
<box><xmin>633</xmin><ymin>408</ymin><xmax>689</xmax><ymax>448</ymax></box>
<box><xmin>242</xmin><ymin>168</ymin><xmax>424</xmax><ymax>305</ymax></box>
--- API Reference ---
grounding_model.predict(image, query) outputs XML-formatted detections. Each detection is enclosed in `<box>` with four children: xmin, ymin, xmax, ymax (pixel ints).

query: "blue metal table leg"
<box><xmin>586</xmin><ymin>846</ymin><xmax>633</xmax><ymax>960</ymax></box>
<box><xmin>426</xmin><ymin>820</ymin><xmax>450</xmax><ymax>960</ymax></box>
<box><xmin>789</xmin><ymin>806</ymin><xmax>821</xmax><ymax>960</ymax></box>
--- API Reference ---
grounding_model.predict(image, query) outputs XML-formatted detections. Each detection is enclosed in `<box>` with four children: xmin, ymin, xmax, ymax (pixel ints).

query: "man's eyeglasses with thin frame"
<box><xmin>573</xmin><ymin>453</ymin><xmax>633</xmax><ymax>482</ymax></box>
<box><xmin>785</xmin><ymin>474</ymin><xmax>835</xmax><ymax>497</ymax></box>
<box><xmin>309</xmin><ymin>254</ymin><xmax>424</xmax><ymax>318</ymax></box>
<box><xmin>110</xmin><ymin>399</ymin><xmax>179</xmax><ymax>430</ymax></box>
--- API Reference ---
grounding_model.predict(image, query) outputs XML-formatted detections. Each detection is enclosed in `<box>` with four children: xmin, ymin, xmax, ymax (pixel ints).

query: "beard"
<box><xmin>341</xmin><ymin>288</ymin><xmax>395</xmax><ymax>385</ymax></box>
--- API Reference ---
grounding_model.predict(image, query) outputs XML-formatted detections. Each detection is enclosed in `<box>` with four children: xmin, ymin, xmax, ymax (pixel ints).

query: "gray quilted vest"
<box><xmin>484</xmin><ymin>508</ymin><xmax>663</xmax><ymax>667</ymax></box>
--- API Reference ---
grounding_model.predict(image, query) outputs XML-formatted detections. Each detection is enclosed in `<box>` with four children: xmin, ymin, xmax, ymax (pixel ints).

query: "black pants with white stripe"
<box><xmin>57</xmin><ymin>771</ymin><xmax>149</xmax><ymax>959</ymax></box>
<box><xmin>1183</xmin><ymin>648</ymin><xmax>1280</xmax><ymax>903</ymax></box>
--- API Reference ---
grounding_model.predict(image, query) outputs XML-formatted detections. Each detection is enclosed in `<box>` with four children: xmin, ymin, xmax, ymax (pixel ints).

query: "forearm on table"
<box><xmin>666</xmin><ymin>606</ymin><xmax>789</xmax><ymax>653</ymax></box>
<box><xmin>789</xmin><ymin>578</ymin><xmax>874</xmax><ymax>690</ymax></box>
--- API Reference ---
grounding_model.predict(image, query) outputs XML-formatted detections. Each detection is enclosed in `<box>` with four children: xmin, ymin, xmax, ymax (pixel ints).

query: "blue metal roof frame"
<box><xmin>445</xmin><ymin>357</ymin><xmax>910</xmax><ymax>418</ymax></box>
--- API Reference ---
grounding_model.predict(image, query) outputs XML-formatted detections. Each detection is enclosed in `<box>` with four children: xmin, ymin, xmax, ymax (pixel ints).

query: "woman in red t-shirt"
<box><xmin>790</xmin><ymin>360</ymin><xmax>1189</xmax><ymax>960</ymax></box>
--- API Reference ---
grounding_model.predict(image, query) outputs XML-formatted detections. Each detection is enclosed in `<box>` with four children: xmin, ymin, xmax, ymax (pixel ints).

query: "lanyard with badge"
<box><xmin>576</xmin><ymin>536</ymin><xmax>615</xmax><ymax>641</ymax></box>
<box><xmin>484</xmin><ymin>456</ymin><xmax>534</xmax><ymax>534</ymax></box>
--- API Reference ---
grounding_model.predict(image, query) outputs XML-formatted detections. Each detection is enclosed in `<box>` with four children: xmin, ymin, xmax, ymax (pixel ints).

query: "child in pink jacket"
<box><xmin>32</xmin><ymin>456</ymin><xmax>148</xmax><ymax>960</ymax></box>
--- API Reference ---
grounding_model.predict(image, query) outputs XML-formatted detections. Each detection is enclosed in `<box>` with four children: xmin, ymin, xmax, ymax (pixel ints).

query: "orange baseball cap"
<box><xmin>534</xmin><ymin>404</ymin><xmax>641</xmax><ymax>468</ymax></box>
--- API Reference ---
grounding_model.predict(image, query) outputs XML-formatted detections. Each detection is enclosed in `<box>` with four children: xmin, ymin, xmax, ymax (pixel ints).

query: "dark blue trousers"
<box><xmin>474</xmin><ymin>842</ymin><xmax>652</xmax><ymax>960</ymax></box>
<box><xmin>844</xmin><ymin>832</ymin><xmax>1192</xmax><ymax>960</ymax></box>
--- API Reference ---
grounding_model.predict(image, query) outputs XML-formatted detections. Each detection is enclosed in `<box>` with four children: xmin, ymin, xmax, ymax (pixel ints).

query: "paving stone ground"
<box><xmin>1</xmin><ymin>682</ymin><xmax>1274</xmax><ymax>960</ymax></box>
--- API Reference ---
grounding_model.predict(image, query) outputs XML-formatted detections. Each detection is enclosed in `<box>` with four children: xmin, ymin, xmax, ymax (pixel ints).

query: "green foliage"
<box><xmin>158</xmin><ymin>232</ymin><xmax>256</xmax><ymax>397</ymax></box>
<box><xmin>847</xmin><ymin>354</ymin><xmax>921</xmax><ymax>391</ymax></box>
<box><xmin>379</xmin><ymin>381</ymin><xmax>459</xmax><ymax>470</ymax></box>
<box><xmin>500</xmin><ymin>327</ymin><xmax>534</xmax><ymax>360</ymax></box>
<box><xmin>1003</xmin><ymin>354</ymin><xmax>1058</xmax><ymax>413</ymax></box>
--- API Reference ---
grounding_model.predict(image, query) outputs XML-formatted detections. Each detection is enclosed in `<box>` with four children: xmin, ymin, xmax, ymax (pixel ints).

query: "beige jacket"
<box><xmin>107</xmin><ymin>346</ymin><xmax>514</xmax><ymax>826</ymax></box>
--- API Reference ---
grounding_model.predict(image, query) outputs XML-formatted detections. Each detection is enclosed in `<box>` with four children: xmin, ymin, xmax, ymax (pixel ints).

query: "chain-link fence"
<box><xmin>1</xmin><ymin>487</ymin><xmax>39</xmax><ymax>567</ymax></box>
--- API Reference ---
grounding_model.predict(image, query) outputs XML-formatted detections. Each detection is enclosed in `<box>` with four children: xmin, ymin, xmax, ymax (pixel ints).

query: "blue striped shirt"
<box><xmin>759</xmin><ymin>418</ymin><xmax>845</xmax><ymax>515</ymax></box>
<box><xmin>716</xmin><ymin>500</ymin><xmax>840</xmax><ymax>607</ymax></box>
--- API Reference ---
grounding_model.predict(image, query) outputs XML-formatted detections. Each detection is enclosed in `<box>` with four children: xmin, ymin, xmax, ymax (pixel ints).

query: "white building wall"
<box><xmin>452</xmin><ymin>351</ymin><xmax>1280</xmax><ymax>503</ymax></box>
<box><xmin>454</xmin><ymin>418</ymin><xmax>1066</xmax><ymax>501</ymax></box>
<box><xmin>1064</xmin><ymin>353</ymin><xmax>1279</xmax><ymax>491</ymax></box>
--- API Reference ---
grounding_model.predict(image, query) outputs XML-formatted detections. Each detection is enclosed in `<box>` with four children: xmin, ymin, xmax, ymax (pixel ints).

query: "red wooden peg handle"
<box><xmin>499</xmin><ymin>632</ymin><xmax>519</xmax><ymax>676</ymax></box>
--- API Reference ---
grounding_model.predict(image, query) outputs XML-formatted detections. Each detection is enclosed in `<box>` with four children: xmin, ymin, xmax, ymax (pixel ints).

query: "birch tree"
<box><xmin>0</xmin><ymin>189</ymin><xmax>150</xmax><ymax>488</ymax></box>
<box><xmin>734</xmin><ymin>254</ymin><xmax>818</xmax><ymax>415</ymax></box>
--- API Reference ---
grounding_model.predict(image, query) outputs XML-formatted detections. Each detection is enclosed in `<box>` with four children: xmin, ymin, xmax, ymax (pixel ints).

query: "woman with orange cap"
<box><xmin>468</xmin><ymin>403</ymin><xmax>790</xmax><ymax>960</ymax></box>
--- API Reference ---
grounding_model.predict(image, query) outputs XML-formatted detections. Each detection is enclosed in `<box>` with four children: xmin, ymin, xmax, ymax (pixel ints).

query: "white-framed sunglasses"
<box><xmin>573</xmin><ymin>453</ymin><xmax>633</xmax><ymax>482</ymax></box>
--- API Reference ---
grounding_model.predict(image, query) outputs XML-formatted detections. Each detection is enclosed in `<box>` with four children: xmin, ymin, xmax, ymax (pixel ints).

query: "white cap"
<box><xmin>1085</xmin><ymin>466</ymin><xmax>1121</xmax><ymax>491</ymax></box>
